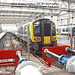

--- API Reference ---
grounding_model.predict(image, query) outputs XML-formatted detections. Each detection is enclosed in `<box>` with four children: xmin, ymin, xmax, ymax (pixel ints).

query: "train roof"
<box><xmin>23</xmin><ymin>18</ymin><xmax>51</xmax><ymax>26</ymax></box>
<box><xmin>57</xmin><ymin>25</ymin><xmax>75</xmax><ymax>28</ymax></box>
<box><xmin>69</xmin><ymin>25</ymin><xmax>75</xmax><ymax>28</ymax></box>
<box><xmin>33</xmin><ymin>18</ymin><xmax>50</xmax><ymax>23</ymax></box>
<box><xmin>19</xmin><ymin>18</ymin><xmax>54</xmax><ymax>28</ymax></box>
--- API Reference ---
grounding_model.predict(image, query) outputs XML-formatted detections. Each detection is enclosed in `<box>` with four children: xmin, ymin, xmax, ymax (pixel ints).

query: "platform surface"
<box><xmin>57</xmin><ymin>35</ymin><xmax>74</xmax><ymax>48</ymax></box>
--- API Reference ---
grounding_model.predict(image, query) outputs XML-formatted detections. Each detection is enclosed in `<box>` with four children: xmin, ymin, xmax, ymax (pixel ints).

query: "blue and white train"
<box><xmin>57</xmin><ymin>25</ymin><xmax>75</xmax><ymax>36</ymax></box>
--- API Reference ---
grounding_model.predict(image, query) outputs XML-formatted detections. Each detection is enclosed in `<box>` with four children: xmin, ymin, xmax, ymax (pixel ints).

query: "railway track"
<box><xmin>0</xmin><ymin>33</ymin><xmax>17</xmax><ymax>75</ymax></box>
<box><xmin>0</xmin><ymin>33</ymin><xmax>15</xmax><ymax>50</ymax></box>
<box><xmin>0</xmin><ymin>33</ymin><xmax>73</xmax><ymax>75</ymax></box>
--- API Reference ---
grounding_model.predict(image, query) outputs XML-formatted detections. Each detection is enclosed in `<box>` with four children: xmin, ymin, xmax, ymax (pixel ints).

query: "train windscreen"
<box><xmin>52</xmin><ymin>25</ymin><xmax>56</xmax><ymax>36</ymax></box>
<box><xmin>33</xmin><ymin>21</ymin><xmax>41</xmax><ymax>36</ymax></box>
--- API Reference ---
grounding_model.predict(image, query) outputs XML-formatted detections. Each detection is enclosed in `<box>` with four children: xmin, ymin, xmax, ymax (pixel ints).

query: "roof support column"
<box><xmin>72</xmin><ymin>12</ymin><xmax>75</xmax><ymax>25</ymax></box>
<box><xmin>67</xmin><ymin>1</ymin><xmax>71</xmax><ymax>39</ymax></box>
<box><xmin>51</xmin><ymin>10</ymin><xmax>53</xmax><ymax>21</ymax></box>
<box><xmin>57</xmin><ymin>16</ymin><xmax>59</xmax><ymax>26</ymax></box>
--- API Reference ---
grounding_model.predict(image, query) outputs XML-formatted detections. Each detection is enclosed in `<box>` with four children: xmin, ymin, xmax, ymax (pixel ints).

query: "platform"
<box><xmin>57</xmin><ymin>35</ymin><xmax>74</xmax><ymax>48</ymax></box>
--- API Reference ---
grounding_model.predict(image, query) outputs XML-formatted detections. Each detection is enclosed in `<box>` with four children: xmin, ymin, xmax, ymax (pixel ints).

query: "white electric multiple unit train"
<box><xmin>57</xmin><ymin>25</ymin><xmax>75</xmax><ymax>36</ymax></box>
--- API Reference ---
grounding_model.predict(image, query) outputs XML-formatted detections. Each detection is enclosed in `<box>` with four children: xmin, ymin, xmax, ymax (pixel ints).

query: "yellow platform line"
<box><xmin>57</xmin><ymin>42</ymin><xmax>70</xmax><ymax>46</ymax></box>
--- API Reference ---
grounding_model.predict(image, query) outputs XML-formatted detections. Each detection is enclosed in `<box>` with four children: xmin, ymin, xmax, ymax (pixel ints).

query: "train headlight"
<box><xmin>37</xmin><ymin>38</ymin><xmax>40</xmax><ymax>41</ymax></box>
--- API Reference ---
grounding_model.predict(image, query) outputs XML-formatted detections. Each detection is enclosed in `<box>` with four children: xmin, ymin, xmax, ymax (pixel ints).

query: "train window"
<box><xmin>62</xmin><ymin>29</ymin><xmax>65</xmax><ymax>32</ymax></box>
<box><xmin>21</xmin><ymin>27</ymin><xmax>24</xmax><ymax>34</ymax></box>
<box><xmin>44</xmin><ymin>23</ymin><xmax>50</xmax><ymax>36</ymax></box>
<box><xmin>33</xmin><ymin>21</ymin><xmax>41</xmax><ymax>36</ymax></box>
<box><xmin>52</xmin><ymin>25</ymin><xmax>56</xmax><ymax>36</ymax></box>
<box><xmin>24</xmin><ymin>26</ymin><xmax>28</xmax><ymax>34</ymax></box>
<box><xmin>18</xmin><ymin>27</ymin><xmax>23</xmax><ymax>34</ymax></box>
<box><xmin>58</xmin><ymin>29</ymin><xmax>61</xmax><ymax>33</ymax></box>
<box><xmin>72</xmin><ymin>27</ymin><xmax>75</xmax><ymax>36</ymax></box>
<box><xmin>66</xmin><ymin>28</ymin><xmax>68</xmax><ymax>32</ymax></box>
<box><xmin>24</xmin><ymin>27</ymin><xmax>26</xmax><ymax>34</ymax></box>
<box><xmin>72</xmin><ymin>27</ymin><xmax>75</xmax><ymax>31</ymax></box>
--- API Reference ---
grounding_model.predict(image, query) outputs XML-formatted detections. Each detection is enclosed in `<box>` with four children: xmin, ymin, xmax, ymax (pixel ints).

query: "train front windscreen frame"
<box><xmin>33</xmin><ymin>19</ymin><xmax>56</xmax><ymax>37</ymax></box>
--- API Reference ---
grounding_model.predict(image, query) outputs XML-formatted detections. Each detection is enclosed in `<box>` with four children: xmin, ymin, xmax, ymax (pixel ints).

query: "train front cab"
<box><xmin>30</xmin><ymin>19</ymin><xmax>57</xmax><ymax>53</ymax></box>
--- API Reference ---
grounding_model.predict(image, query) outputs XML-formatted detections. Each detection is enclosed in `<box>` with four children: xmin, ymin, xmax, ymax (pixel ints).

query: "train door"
<box><xmin>41</xmin><ymin>20</ymin><xmax>52</xmax><ymax>45</ymax></box>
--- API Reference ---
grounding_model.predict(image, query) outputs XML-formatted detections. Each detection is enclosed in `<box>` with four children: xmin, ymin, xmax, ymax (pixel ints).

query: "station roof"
<box><xmin>61</xmin><ymin>0</ymin><xmax>75</xmax><ymax>3</ymax></box>
<box><xmin>0</xmin><ymin>0</ymin><xmax>74</xmax><ymax>25</ymax></box>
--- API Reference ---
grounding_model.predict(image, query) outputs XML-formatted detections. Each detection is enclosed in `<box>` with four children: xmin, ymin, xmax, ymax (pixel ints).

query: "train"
<box><xmin>16</xmin><ymin>18</ymin><xmax>57</xmax><ymax>53</ymax></box>
<box><xmin>57</xmin><ymin>25</ymin><xmax>75</xmax><ymax>36</ymax></box>
<box><xmin>57</xmin><ymin>26</ymin><xmax>68</xmax><ymax>35</ymax></box>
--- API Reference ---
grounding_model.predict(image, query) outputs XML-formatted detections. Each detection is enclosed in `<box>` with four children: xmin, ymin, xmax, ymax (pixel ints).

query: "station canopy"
<box><xmin>0</xmin><ymin>0</ymin><xmax>75</xmax><ymax>25</ymax></box>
